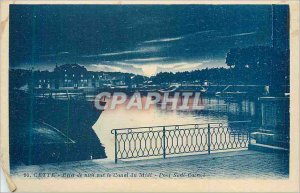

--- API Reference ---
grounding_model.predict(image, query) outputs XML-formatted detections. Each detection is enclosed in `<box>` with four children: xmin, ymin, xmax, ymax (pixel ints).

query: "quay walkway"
<box><xmin>11</xmin><ymin>150</ymin><xmax>288</xmax><ymax>179</ymax></box>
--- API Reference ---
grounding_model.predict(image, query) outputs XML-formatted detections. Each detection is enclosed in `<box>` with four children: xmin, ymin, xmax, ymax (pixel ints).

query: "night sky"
<box><xmin>10</xmin><ymin>5</ymin><xmax>275</xmax><ymax>76</ymax></box>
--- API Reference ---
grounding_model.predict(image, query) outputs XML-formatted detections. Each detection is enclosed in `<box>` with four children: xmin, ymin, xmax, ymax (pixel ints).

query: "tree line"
<box><xmin>151</xmin><ymin>46</ymin><xmax>289</xmax><ymax>88</ymax></box>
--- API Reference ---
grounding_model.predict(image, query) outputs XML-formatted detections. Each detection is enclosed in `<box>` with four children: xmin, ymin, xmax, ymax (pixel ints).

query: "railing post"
<box><xmin>163</xmin><ymin>126</ymin><xmax>166</xmax><ymax>159</ymax></box>
<box><xmin>248</xmin><ymin>126</ymin><xmax>251</xmax><ymax>147</ymax></box>
<box><xmin>114</xmin><ymin>130</ymin><xmax>118</xmax><ymax>164</ymax></box>
<box><xmin>208</xmin><ymin>123</ymin><xmax>211</xmax><ymax>154</ymax></box>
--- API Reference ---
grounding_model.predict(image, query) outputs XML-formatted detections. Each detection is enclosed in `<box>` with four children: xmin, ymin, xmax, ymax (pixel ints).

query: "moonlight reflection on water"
<box><xmin>92</xmin><ymin>96</ymin><xmax>256</xmax><ymax>160</ymax></box>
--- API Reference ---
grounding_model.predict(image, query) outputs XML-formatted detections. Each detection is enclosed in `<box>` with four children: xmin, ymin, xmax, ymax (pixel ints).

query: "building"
<box><xmin>32</xmin><ymin>64</ymin><xmax>129</xmax><ymax>90</ymax></box>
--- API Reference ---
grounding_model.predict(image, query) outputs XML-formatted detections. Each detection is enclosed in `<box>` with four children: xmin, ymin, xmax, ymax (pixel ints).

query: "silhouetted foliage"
<box><xmin>151</xmin><ymin>46</ymin><xmax>289</xmax><ymax>89</ymax></box>
<box><xmin>225</xmin><ymin>46</ymin><xmax>289</xmax><ymax>88</ymax></box>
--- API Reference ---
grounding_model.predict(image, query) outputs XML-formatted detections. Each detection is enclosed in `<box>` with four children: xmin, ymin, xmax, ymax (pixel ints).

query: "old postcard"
<box><xmin>0</xmin><ymin>0</ymin><xmax>299</xmax><ymax>192</ymax></box>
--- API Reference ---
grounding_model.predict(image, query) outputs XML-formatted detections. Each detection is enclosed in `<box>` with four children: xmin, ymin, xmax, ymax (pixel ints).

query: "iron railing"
<box><xmin>111</xmin><ymin>121</ymin><xmax>251</xmax><ymax>163</ymax></box>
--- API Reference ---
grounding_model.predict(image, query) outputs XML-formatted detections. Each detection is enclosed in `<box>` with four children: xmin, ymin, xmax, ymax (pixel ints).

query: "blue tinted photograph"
<box><xmin>9</xmin><ymin>4</ymin><xmax>289</xmax><ymax>180</ymax></box>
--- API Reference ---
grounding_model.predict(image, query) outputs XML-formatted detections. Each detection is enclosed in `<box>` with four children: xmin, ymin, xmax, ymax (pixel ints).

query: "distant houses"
<box><xmin>23</xmin><ymin>64</ymin><xmax>219</xmax><ymax>91</ymax></box>
<box><xmin>33</xmin><ymin>64</ymin><xmax>128</xmax><ymax>89</ymax></box>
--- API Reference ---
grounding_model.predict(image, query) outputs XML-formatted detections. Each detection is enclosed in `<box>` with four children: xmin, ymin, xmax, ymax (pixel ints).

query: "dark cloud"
<box><xmin>9</xmin><ymin>5</ymin><xmax>276</xmax><ymax>75</ymax></box>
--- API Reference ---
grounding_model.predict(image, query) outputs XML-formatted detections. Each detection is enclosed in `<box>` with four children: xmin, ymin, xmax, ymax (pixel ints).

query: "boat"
<box><xmin>158</xmin><ymin>85</ymin><xmax>180</xmax><ymax>94</ymax></box>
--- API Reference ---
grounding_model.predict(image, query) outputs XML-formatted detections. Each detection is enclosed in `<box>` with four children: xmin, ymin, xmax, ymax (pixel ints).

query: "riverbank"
<box><xmin>9</xmin><ymin>89</ymin><xmax>107</xmax><ymax>165</ymax></box>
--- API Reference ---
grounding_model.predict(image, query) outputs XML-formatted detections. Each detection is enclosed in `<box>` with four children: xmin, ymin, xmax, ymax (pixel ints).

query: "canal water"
<box><xmin>93</xmin><ymin>96</ymin><xmax>260</xmax><ymax>160</ymax></box>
